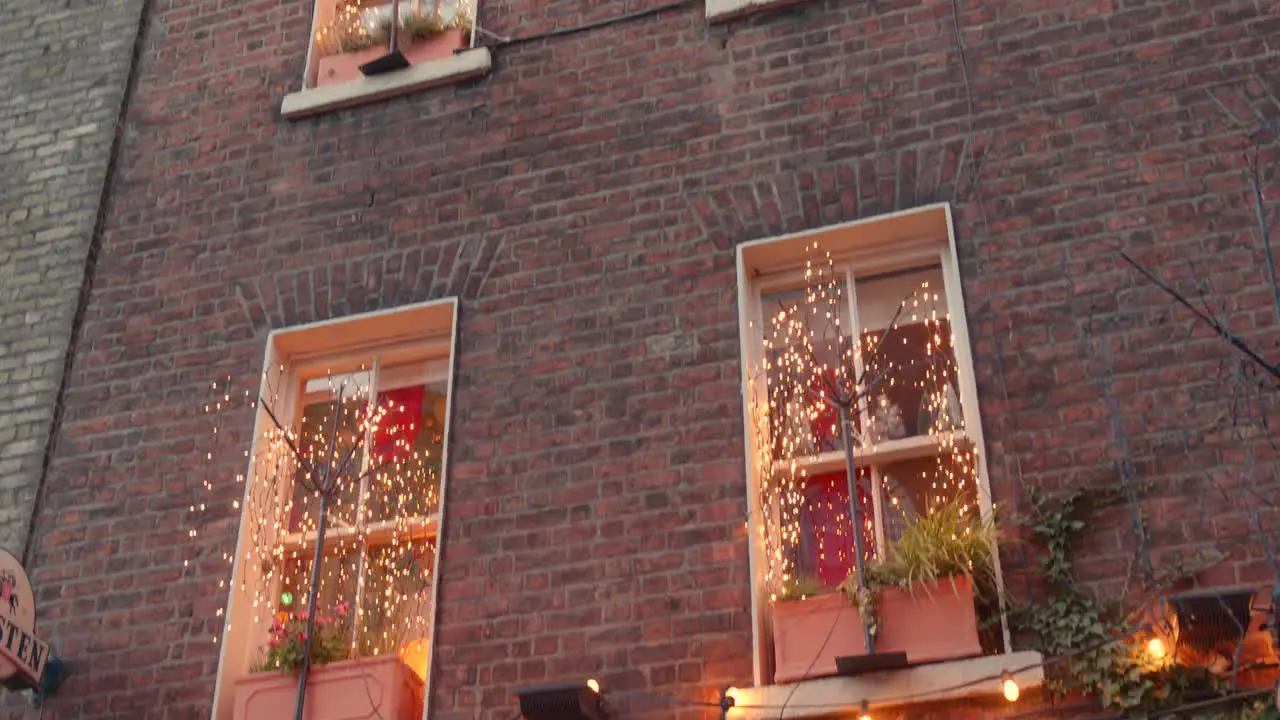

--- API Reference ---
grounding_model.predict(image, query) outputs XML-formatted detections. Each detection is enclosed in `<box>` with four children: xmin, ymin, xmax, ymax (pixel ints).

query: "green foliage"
<box><xmin>1010</xmin><ymin>488</ymin><xmax>1232</xmax><ymax>713</ymax></box>
<box><xmin>373</xmin><ymin>8</ymin><xmax>473</xmax><ymax>45</ymax></box>
<box><xmin>861</xmin><ymin>496</ymin><xmax>997</xmax><ymax>594</ymax></box>
<box><xmin>256</xmin><ymin>601</ymin><xmax>351</xmax><ymax>673</ymax></box>
<box><xmin>836</xmin><ymin>497</ymin><xmax>998</xmax><ymax>638</ymax></box>
<box><xmin>339</xmin><ymin>35</ymin><xmax>378</xmax><ymax>53</ymax></box>
<box><xmin>775</xmin><ymin>575</ymin><xmax>828</xmax><ymax>603</ymax></box>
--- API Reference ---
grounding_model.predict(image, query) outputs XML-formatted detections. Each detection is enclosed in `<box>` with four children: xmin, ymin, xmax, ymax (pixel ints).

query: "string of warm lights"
<box><xmin>583</xmin><ymin>621</ymin><xmax>1158</xmax><ymax>718</ymax></box>
<box><xmin>190</xmin><ymin>360</ymin><xmax>447</xmax><ymax>679</ymax></box>
<box><xmin>749</xmin><ymin>242</ymin><xmax>979</xmax><ymax>598</ymax></box>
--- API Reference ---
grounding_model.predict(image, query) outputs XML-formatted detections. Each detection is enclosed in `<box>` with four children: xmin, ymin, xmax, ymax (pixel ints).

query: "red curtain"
<box><xmin>807</xmin><ymin>370</ymin><xmax>841</xmax><ymax>450</ymax></box>
<box><xmin>800</xmin><ymin>471</ymin><xmax>875</xmax><ymax>589</ymax></box>
<box><xmin>371</xmin><ymin>385</ymin><xmax>425</xmax><ymax>463</ymax></box>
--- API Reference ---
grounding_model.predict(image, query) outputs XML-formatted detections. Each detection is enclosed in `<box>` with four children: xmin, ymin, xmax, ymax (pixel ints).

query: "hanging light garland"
<box><xmin>189</xmin><ymin>363</ymin><xmax>444</xmax><ymax>681</ymax></box>
<box><xmin>749</xmin><ymin>242</ymin><xmax>981</xmax><ymax>600</ymax></box>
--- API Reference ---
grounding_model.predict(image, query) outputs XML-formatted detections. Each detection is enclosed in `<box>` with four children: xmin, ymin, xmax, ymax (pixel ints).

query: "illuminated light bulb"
<box><xmin>1002</xmin><ymin>672</ymin><xmax>1019</xmax><ymax>702</ymax></box>
<box><xmin>1147</xmin><ymin>637</ymin><xmax>1167</xmax><ymax>660</ymax></box>
<box><xmin>857</xmin><ymin>699</ymin><xmax>872</xmax><ymax>720</ymax></box>
<box><xmin>718</xmin><ymin>685</ymin><xmax>739</xmax><ymax>712</ymax></box>
<box><xmin>586</xmin><ymin>678</ymin><xmax>601</xmax><ymax>694</ymax></box>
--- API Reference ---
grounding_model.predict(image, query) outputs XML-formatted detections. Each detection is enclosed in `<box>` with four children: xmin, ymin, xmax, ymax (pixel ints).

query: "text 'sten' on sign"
<box><xmin>0</xmin><ymin>549</ymin><xmax>49</xmax><ymax>690</ymax></box>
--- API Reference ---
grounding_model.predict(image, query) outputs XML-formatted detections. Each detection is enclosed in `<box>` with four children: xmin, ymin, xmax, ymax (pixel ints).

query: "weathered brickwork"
<box><xmin>0</xmin><ymin>0</ymin><xmax>146</xmax><ymax>557</ymax></box>
<box><xmin>6</xmin><ymin>0</ymin><xmax>1280</xmax><ymax>718</ymax></box>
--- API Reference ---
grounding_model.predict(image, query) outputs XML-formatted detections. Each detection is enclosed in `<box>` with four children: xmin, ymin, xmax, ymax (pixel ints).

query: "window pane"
<box><xmin>792</xmin><ymin>469</ymin><xmax>876</xmax><ymax>589</ymax></box>
<box><xmin>762</xmin><ymin>286</ymin><xmax>857</xmax><ymax>458</ymax></box>
<box><xmin>878</xmin><ymin>452</ymin><xmax>981</xmax><ymax>543</ymax></box>
<box><xmin>356</xmin><ymin>540</ymin><xmax>436</xmax><ymax>660</ymax></box>
<box><xmin>289</xmin><ymin>393</ymin><xmax>368</xmax><ymax>533</ymax></box>
<box><xmin>277</xmin><ymin>549</ymin><xmax>360</xmax><ymax>615</ymax></box>
<box><xmin>856</xmin><ymin>266</ymin><xmax>962</xmax><ymax>442</ymax></box>
<box><xmin>273</xmin><ymin>549</ymin><xmax>360</xmax><ymax>661</ymax></box>
<box><xmin>366</xmin><ymin>378</ymin><xmax>447</xmax><ymax>524</ymax></box>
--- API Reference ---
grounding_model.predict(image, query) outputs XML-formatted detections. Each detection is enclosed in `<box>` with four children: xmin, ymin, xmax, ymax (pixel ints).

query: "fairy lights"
<box><xmin>751</xmin><ymin>242</ymin><xmax>982</xmax><ymax>599</ymax></box>
<box><xmin>314</xmin><ymin>1</ymin><xmax>377</xmax><ymax>57</ymax></box>
<box><xmin>1146</xmin><ymin>637</ymin><xmax>1167</xmax><ymax>661</ymax></box>
<box><xmin>192</xmin><ymin>356</ymin><xmax>446</xmax><ymax>679</ymax></box>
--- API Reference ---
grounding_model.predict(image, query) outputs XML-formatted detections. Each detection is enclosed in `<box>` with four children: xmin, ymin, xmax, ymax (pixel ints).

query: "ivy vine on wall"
<box><xmin>1008</xmin><ymin>486</ymin><xmax>1277</xmax><ymax>718</ymax></box>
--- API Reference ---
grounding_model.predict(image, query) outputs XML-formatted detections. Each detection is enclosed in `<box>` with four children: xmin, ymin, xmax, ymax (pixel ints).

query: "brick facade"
<box><xmin>5</xmin><ymin>0</ymin><xmax>1280</xmax><ymax>718</ymax></box>
<box><xmin>0</xmin><ymin>0</ymin><xmax>145</xmax><ymax>557</ymax></box>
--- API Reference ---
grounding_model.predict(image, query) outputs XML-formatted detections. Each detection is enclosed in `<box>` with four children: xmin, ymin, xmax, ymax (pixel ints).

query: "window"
<box><xmin>282</xmin><ymin>0</ymin><xmax>491</xmax><ymax>118</ymax></box>
<box><xmin>735</xmin><ymin>205</ymin><xmax>1004</xmax><ymax>685</ymax></box>
<box><xmin>305</xmin><ymin>0</ymin><xmax>475</xmax><ymax>89</ymax></box>
<box><xmin>212</xmin><ymin>300</ymin><xmax>457</xmax><ymax>719</ymax></box>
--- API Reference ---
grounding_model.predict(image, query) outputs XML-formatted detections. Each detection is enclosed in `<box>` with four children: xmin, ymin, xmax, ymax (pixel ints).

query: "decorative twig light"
<box><xmin>191</xmin><ymin>364</ymin><xmax>445</xmax><ymax>714</ymax></box>
<box><xmin>749</xmin><ymin>242</ymin><xmax>979</xmax><ymax>653</ymax></box>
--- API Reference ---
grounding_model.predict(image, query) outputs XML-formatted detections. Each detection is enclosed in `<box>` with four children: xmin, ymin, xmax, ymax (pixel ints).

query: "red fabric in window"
<box><xmin>372</xmin><ymin>385</ymin><xmax>425</xmax><ymax>463</ymax></box>
<box><xmin>807</xmin><ymin>369</ymin><xmax>840</xmax><ymax>448</ymax></box>
<box><xmin>801</xmin><ymin>471</ymin><xmax>875</xmax><ymax>589</ymax></box>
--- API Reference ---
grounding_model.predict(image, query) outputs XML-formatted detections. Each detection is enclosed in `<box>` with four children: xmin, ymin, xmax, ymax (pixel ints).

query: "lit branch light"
<box><xmin>190</xmin><ymin>362</ymin><xmax>446</xmax><ymax>699</ymax></box>
<box><xmin>750</xmin><ymin>243</ymin><xmax>980</xmax><ymax>602</ymax></box>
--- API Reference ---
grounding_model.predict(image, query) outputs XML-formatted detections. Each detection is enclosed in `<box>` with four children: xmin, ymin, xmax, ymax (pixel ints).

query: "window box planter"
<box><xmin>317</xmin><ymin>27</ymin><xmax>468</xmax><ymax>88</ymax></box>
<box><xmin>772</xmin><ymin>575</ymin><xmax>982</xmax><ymax>683</ymax></box>
<box><xmin>233</xmin><ymin>655</ymin><xmax>424</xmax><ymax>720</ymax></box>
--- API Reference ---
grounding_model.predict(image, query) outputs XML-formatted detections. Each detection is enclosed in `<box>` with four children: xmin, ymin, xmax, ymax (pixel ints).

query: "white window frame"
<box><xmin>211</xmin><ymin>298</ymin><xmax>459</xmax><ymax>720</ymax></box>
<box><xmin>734</xmin><ymin>203</ymin><xmax>1009</xmax><ymax>686</ymax></box>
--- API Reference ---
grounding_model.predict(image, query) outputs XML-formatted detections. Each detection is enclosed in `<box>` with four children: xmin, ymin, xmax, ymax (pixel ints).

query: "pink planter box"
<box><xmin>771</xmin><ymin>575</ymin><xmax>982</xmax><ymax>683</ymax></box>
<box><xmin>233</xmin><ymin>655</ymin><xmax>424</xmax><ymax>720</ymax></box>
<box><xmin>317</xmin><ymin>28</ymin><xmax>468</xmax><ymax>88</ymax></box>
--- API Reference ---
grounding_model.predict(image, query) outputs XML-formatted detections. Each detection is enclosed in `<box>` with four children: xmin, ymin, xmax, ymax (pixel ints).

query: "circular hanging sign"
<box><xmin>0</xmin><ymin>549</ymin><xmax>48</xmax><ymax>686</ymax></box>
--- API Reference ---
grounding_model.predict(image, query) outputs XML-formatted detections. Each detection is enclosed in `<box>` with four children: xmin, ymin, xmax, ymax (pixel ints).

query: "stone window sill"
<box><xmin>706</xmin><ymin>0</ymin><xmax>809</xmax><ymax>23</ymax></box>
<box><xmin>280</xmin><ymin>47</ymin><xmax>491</xmax><ymax>120</ymax></box>
<box><xmin>727</xmin><ymin>651</ymin><xmax>1045</xmax><ymax>718</ymax></box>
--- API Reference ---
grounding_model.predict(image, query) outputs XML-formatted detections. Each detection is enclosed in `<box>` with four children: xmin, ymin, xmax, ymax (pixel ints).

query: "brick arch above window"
<box><xmin>688</xmin><ymin>142</ymin><xmax>985</xmax><ymax>253</ymax></box>
<box><xmin>232</xmin><ymin>236</ymin><xmax>507</xmax><ymax>335</ymax></box>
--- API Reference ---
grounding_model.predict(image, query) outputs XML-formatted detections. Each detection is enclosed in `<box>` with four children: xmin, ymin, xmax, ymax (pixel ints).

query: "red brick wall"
<box><xmin>10</xmin><ymin>0</ymin><xmax>1280</xmax><ymax>718</ymax></box>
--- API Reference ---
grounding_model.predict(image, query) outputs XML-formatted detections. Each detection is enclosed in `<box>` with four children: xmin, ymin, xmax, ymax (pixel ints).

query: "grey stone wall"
<box><xmin>0</xmin><ymin>0</ymin><xmax>144</xmax><ymax>557</ymax></box>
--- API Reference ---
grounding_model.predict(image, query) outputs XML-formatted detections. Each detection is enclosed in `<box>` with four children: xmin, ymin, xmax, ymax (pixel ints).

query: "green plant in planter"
<box><xmin>257</xmin><ymin>600</ymin><xmax>351</xmax><ymax>673</ymax></box>
<box><xmin>339</xmin><ymin>34</ymin><xmax>379</xmax><ymax>53</ymax></box>
<box><xmin>775</xmin><ymin>575</ymin><xmax>829</xmax><ymax>603</ymax></box>
<box><xmin>837</xmin><ymin>497</ymin><xmax>998</xmax><ymax>638</ymax></box>
<box><xmin>372</xmin><ymin>8</ymin><xmax>473</xmax><ymax>45</ymax></box>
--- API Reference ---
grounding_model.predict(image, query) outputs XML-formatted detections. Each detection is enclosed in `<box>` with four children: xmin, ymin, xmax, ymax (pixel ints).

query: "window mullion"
<box><xmin>843</xmin><ymin>268</ymin><xmax>873</xmax><ymax>453</ymax></box>
<box><xmin>844</xmin><ymin>268</ymin><xmax>881</xmax><ymax>565</ymax></box>
<box><xmin>869</xmin><ymin>465</ymin><xmax>886</xmax><ymax>560</ymax></box>
<box><xmin>349</xmin><ymin>355</ymin><xmax>382</xmax><ymax>652</ymax></box>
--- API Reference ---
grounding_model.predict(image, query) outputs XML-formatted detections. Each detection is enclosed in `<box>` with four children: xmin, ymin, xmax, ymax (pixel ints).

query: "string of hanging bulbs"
<box><xmin>559</xmin><ymin>623</ymin><xmax>1180</xmax><ymax>719</ymax></box>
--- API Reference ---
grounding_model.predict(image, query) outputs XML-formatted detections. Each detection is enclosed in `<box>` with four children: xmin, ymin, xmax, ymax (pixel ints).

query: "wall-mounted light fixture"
<box><xmin>515</xmin><ymin>679</ymin><xmax>606</xmax><ymax>720</ymax></box>
<box><xmin>1169</xmin><ymin>586</ymin><xmax>1255</xmax><ymax>652</ymax></box>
